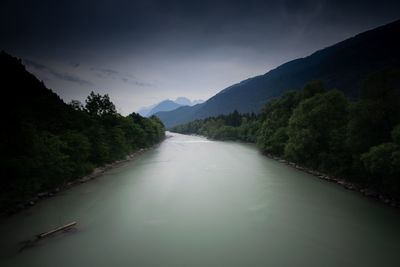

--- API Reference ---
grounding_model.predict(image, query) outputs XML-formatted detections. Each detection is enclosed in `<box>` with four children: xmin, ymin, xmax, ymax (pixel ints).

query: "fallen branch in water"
<box><xmin>36</xmin><ymin>221</ymin><xmax>77</xmax><ymax>239</ymax></box>
<box><xmin>19</xmin><ymin>221</ymin><xmax>77</xmax><ymax>252</ymax></box>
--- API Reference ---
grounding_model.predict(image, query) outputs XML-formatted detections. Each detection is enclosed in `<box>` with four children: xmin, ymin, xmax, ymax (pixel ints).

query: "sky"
<box><xmin>1</xmin><ymin>0</ymin><xmax>399</xmax><ymax>114</ymax></box>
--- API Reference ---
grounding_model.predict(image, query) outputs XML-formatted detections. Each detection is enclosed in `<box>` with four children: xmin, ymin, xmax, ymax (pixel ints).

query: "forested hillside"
<box><xmin>158</xmin><ymin>19</ymin><xmax>400</xmax><ymax>128</ymax></box>
<box><xmin>172</xmin><ymin>70</ymin><xmax>400</xmax><ymax>199</ymax></box>
<box><xmin>0</xmin><ymin>51</ymin><xmax>165</xmax><ymax>212</ymax></box>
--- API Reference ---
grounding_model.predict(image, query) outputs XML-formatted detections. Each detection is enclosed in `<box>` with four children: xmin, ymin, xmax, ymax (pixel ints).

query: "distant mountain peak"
<box><xmin>138</xmin><ymin>97</ymin><xmax>204</xmax><ymax>117</ymax></box>
<box><xmin>174</xmin><ymin>97</ymin><xmax>191</xmax><ymax>106</ymax></box>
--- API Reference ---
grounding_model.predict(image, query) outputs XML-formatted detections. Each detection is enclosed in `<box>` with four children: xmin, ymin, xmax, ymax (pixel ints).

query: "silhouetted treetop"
<box><xmin>85</xmin><ymin>91</ymin><xmax>117</xmax><ymax>117</ymax></box>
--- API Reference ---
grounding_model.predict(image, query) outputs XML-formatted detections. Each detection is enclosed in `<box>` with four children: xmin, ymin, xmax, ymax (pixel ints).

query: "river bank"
<box><xmin>263</xmin><ymin>153</ymin><xmax>400</xmax><ymax>209</ymax></box>
<box><xmin>1</xmin><ymin>146</ymin><xmax>155</xmax><ymax>217</ymax></box>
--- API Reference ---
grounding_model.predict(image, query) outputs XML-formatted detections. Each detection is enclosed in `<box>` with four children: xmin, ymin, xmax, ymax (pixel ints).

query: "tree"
<box><xmin>257</xmin><ymin>90</ymin><xmax>301</xmax><ymax>155</ymax></box>
<box><xmin>360</xmin><ymin>125</ymin><xmax>400</xmax><ymax>193</ymax></box>
<box><xmin>361</xmin><ymin>143</ymin><xmax>398</xmax><ymax>178</ymax></box>
<box><xmin>0</xmin><ymin>53</ymin><xmax>166</xmax><ymax>211</ymax></box>
<box><xmin>86</xmin><ymin>125</ymin><xmax>110</xmax><ymax>164</ymax></box>
<box><xmin>107</xmin><ymin>127</ymin><xmax>128</xmax><ymax>160</ymax></box>
<box><xmin>285</xmin><ymin>90</ymin><xmax>350</xmax><ymax>172</ymax></box>
<box><xmin>61</xmin><ymin>131</ymin><xmax>92</xmax><ymax>177</ymax></box>
<box><xmin>29</xmin><ymin>132</ymin><xmax>71</xmax><ymax>189</ymax></box>
<box><xmin>85</xmin><ymin>91</ymin><xmax>117</xmax><ymax>117</ymax></box>
<box><xmin>302</xmin><ymin>80</ymin><xmax>325</xmax><ymax>99</ymax></box>
<box><xmin>348</xmin><ymin>69</ymin><xmax>400</xmax><ymax>153</ymax></box>
<box><xmin>69</xmin><ymin>100</ymin><xmax>84</xmax><ymax>111</ymax></box>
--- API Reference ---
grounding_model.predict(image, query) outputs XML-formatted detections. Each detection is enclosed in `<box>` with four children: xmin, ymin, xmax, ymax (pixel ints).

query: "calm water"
<box><xmin>1</xmin><ymin>132</ymin><xmax>400</xmax><ymax>266</ymax></box>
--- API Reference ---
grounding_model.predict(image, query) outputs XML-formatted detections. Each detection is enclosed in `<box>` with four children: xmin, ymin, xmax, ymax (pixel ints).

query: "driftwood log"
<box><xmin>36</xmin><ymin>221</ymin><xmax>77</xmax><ymax>239</ymax></box>
<box><xmin>19</xmin><ymin>221</ymin><xmax>77</xmax><ymax>252</ymax></box>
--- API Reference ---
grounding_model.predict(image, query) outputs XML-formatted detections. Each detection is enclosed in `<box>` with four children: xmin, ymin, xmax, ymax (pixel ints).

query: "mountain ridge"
<box><xmin>138</xmin><ymin>97</ymin><xmax>204</xmax><ymax>117</ymax></box>
<box><xmin>156</xmin><ymin>19</ymin><xmax>400</xmax><ymax>128</ymax></box>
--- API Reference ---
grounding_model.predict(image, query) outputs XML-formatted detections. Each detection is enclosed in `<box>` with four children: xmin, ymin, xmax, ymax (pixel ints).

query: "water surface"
<box><xmin>1</xmin><ymin>132</ymin><xmax>400</xmax><ymax>266</ymax></box>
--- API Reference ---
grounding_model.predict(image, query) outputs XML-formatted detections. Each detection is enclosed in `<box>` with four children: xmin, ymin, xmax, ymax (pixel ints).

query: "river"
<box><xmin>1</xmin><ymin>132</ymin><xmax>400</xmax><ymax>266</ymax></box>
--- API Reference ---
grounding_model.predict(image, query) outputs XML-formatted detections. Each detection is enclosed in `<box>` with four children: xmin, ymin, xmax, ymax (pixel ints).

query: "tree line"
<box><xmin>172</xmin><ymin>70</ymin><xmax>400</xmax><ymax>198</ymax></box>
<box><xmin>1</xmin><ymin>91</ymin><xmax>164</xmax><ymax>211</ymax></box>
<box><xmin>0</xmin><ymin>52</ymin><xmax>166</xmax><ymax>213</ymax></box>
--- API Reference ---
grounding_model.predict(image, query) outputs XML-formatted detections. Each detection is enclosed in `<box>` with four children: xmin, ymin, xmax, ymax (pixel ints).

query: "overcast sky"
<box><xmin>1</xmin><ymin>0</ymin><xmax>399</xmax><ymax>114</ymax></box>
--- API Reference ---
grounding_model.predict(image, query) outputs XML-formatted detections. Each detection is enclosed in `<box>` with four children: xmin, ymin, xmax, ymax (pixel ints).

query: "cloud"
<box><xmin>91</xmin><ymin>67</ymin><xmax>119</xmax><ymax>75</ymax></box>
<box><xmin>24</xmin><ymin>59</ymin><xmax>47</xmax><ymax>70</ymax></box>
<box><xmin>121</xmin><ymin>77</ymin><xmax>152</xmax><ymax>87</ymax></box>
<box><xmin>70</xmin><ymin>62</ymin><xmax>80</xmax><ymax>68</ymax></box>
<box><xmin>6</xmin><ymin>0</ymin><xmax>399</xmax><ymax>114</ymax></box>
<box><xmin>24</xmin><ymin>59</ymin><xmax>93</xmax><ymax>86</ymax></box>
<box><xmin>91</xmin><ymin>66</ymin><xmax>151</xmax><ymax>87</ymax></box>
<box><xmin>51</xmin><ymin>71</ymin><xmax>92</xmax><ymax>86</ymax></box>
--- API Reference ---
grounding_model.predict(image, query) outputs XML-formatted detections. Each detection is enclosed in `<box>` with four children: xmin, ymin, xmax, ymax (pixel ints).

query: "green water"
<box><xmin>1</xmin><ymin>132</ymin><xmax>400</xmax><ymax>266</ymax></box>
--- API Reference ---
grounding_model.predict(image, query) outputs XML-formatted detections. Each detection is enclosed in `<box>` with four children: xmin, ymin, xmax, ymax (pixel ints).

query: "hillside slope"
<box><xmin>0</xmin><ymin>51</ymin><xmax>166</xmax><ymax>212</ymax></box>
<box><xmin>156</xmin><ymin>19</ymin><xmax>400</xmax><ymax>128</ymax></box>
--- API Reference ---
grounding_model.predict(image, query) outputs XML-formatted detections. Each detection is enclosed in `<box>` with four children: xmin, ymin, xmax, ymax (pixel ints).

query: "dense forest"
<box><xmin>0</xmin><ymin>52</ymin><xmax>165</xmax><ymax>212</ymax></box>
<box><xmin>172</xmin><ymin>70</ymin><xmax>400</xmax><ymax>199</ymax></box>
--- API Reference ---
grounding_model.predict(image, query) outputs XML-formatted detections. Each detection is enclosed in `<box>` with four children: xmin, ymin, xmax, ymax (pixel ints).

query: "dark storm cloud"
<box><xmin>1</xmin><ymin>0</ymin><xmax>399</xmax><ymax>113</ymax></box>
<box><xmin>24</xmin><ymin>59</ymin><xmax>93</xmax><ymax>86</ymax></box>
<box><xmin>2</xmin><ymin>0</ymin><xmax>399</xmax><ymax>56</ymax></box>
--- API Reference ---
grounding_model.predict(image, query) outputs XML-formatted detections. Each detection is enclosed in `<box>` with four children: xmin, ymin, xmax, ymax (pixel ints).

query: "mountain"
<box><xmin>174</xmin><ymin>97</ymin><xmax>204</xmax><ymax>106</ymax></box>
<box><xmin>138</xmin><ymin>97</ymin><xmax>204</xmax><ymax>117</ymax></box>
<box><xmin>138</xmin><ymin>104</ymin><xmax>156</xmax><ymax>117</ymax></box>
<box><xmin>174</xmin><ymin>97</ymin><xmax>192</xmax><ymax>106</ymax></box>
<box><xmin>155</xmin><ymin>104</ymin><xmax>204</xmax><ymax>128</ymax></box>
<box><xmin>147</xmin><ymin>100</ymin><xmax>183</xmax><ymax>116</ymax></box>
<box><xmin>156</xmin><ymin>19</ymin><xmax>400</xmax><ymax>128</ymax></box>
<box><xmin>0</xmin><ymin>51</ymin><xmax>71</xmax><ymax>132</ymax></box>
<box><xmin>192</xmin><ymin>99</ymin><xmax>204</xmax><ymax>105</ymax></box>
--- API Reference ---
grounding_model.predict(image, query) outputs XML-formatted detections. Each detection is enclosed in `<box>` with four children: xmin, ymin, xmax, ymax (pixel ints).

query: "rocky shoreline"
<box><xmin>265</xmin><ymin>153</ymin><xmax>400</xmax><ymax>209</ymax></box>
<box><xmin>2</xmin><ymin>148</ymin><xmax>151</xmax><ymax>217</ymax></box>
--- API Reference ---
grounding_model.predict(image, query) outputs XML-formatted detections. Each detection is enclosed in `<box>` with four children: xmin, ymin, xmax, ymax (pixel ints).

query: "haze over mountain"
<box><xmin>175</xmin><ymin>97</ymin><xmax>204</xmax><ymax>106</ymax></box>
<box><xmin>138</xmin><ymin>97</ymin><xmax>204</xmax><ymax>117</ymax></box>
<box><xmin>156</xmin><ymin>19</ymin><xmax>400</xmax><ymax>128</ymax></box>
